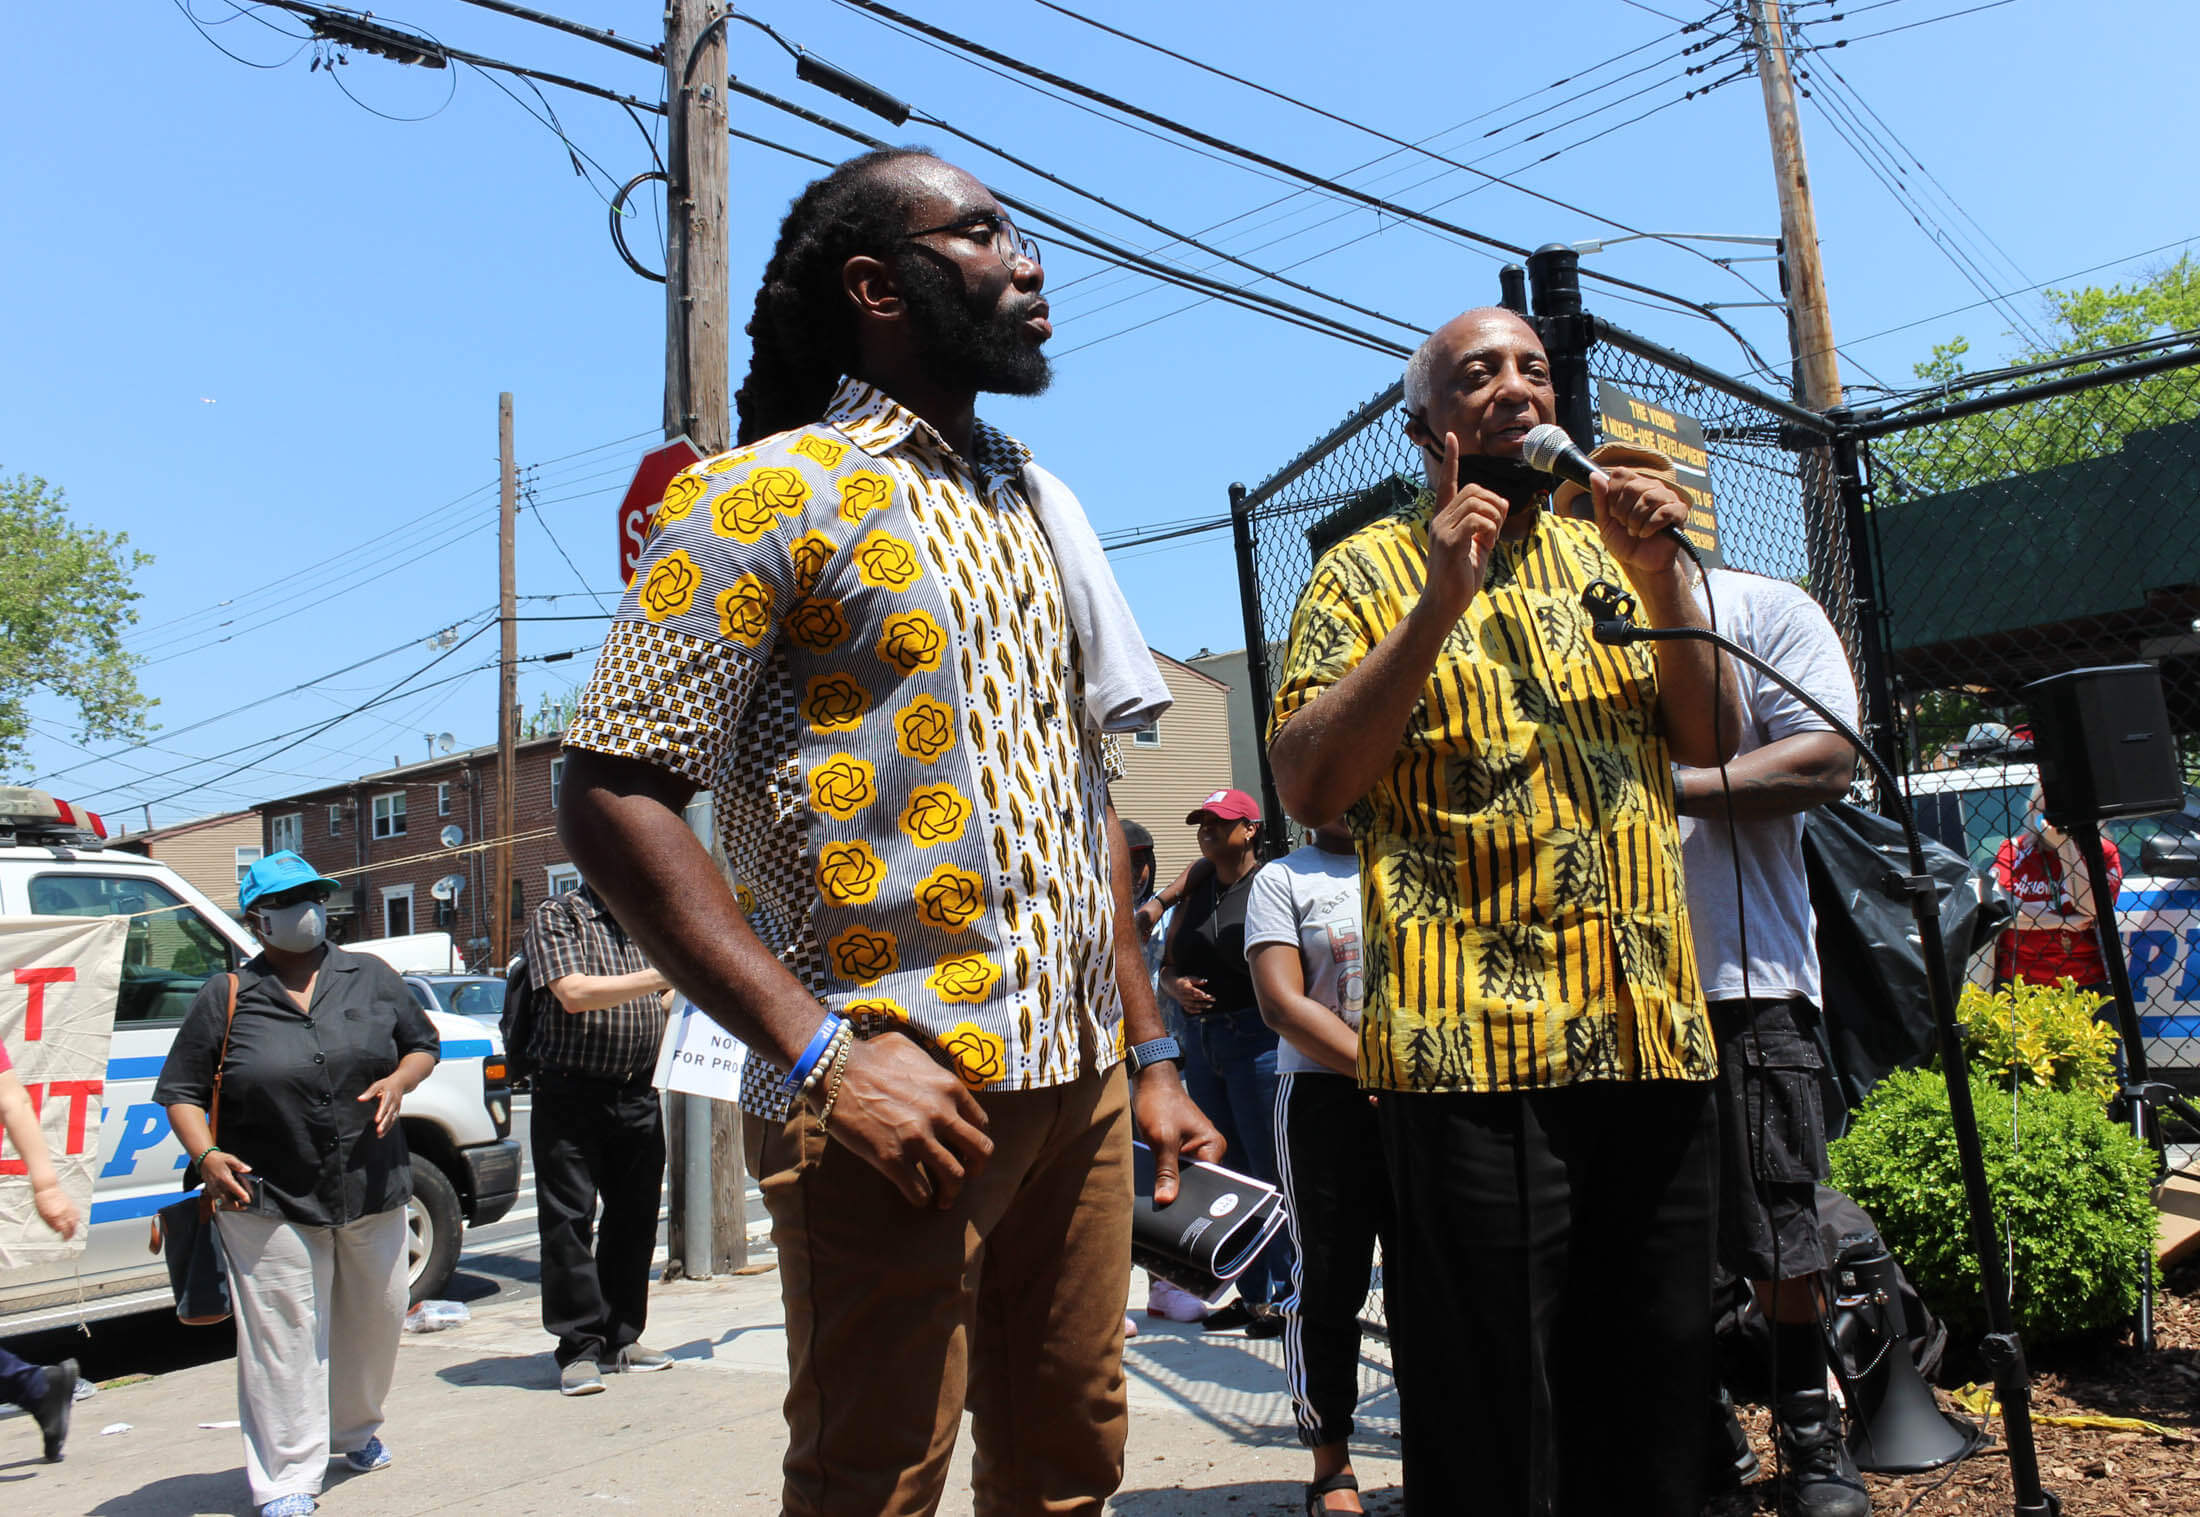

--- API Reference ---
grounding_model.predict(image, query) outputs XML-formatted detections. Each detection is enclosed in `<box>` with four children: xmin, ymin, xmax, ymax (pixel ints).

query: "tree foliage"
<box><xmin>0</xmin><ymin>473</ymin><xmax>154</xmax><ymax>776</ymax></box>
<box><xmin>1874</xmin><ymin>255</ymin><xmax>2200</xmax><ymax>499</ymax></box>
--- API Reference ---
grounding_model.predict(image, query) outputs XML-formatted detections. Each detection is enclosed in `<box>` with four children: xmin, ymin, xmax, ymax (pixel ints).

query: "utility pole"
<box><xmin>492</xmin><ymin>392</ymin><xmax>518</xmax><ymax>968</ymax></box>
<box><xmin>1751</xmin><ymin>0</ymin><xmax>1897</xmax><ymax>778</ymax></box>
<box><xmin>661</xmin><ymin>0</ymin><xmax>748</xmax><ymax>1279</ymax></box>
<box><xmin>665</xmin><ymin>0</ymin><xmax>730</xmax><ymax>454</ymax></box>
<box><xmin>1750</xmin><ymin>0</ymin><xmax>1841</xmax><ymax>412</ymax></box>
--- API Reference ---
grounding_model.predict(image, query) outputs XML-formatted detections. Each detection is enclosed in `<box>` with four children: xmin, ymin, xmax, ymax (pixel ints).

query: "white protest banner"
<box><xmin>650</xmin><ymin>995</ymin><xmax>747</xmax><ymax>1104</ymax></box>
<box><xmin>0</xmin><ymin>915</ymin><xmax>128</xmax><ymax>1266</ymax></box>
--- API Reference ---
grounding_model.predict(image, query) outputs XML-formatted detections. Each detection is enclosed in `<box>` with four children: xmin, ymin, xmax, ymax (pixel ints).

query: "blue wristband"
<box><xmin>783</xmin><ymin>1014</ymin><xmax>847</xmax><ymax>1092</ymax></box>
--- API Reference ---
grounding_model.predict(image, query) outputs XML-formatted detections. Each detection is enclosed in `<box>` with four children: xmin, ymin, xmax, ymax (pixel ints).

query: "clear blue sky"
<box><xmin>6</xmin><ymin>0</ymin><xmax>2194</xmax><ymax>829</ymax></box>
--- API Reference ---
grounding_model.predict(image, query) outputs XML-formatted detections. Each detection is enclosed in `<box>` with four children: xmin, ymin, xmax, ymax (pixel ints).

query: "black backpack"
<box><xmin>499</xmin><ymin>952</ymin><xmax>539</xmax><ymax>1083</ymax></box>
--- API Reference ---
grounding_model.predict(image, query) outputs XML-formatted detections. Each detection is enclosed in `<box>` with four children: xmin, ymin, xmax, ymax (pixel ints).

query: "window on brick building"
<box><xmin>437</xmin><ymin>782</ymin><xmax>451</xmax><ymax>817</ymax></box>
<box><xmin>270</xmin><ymin>813</ymin><xmax>301</xmax><ymax>853</ymax></box>
<box><xmin>550</xmin><ymin>757</ymin><xmax>566</xmax><ymax>810</ymax></box>
<box><xmin>328</xmin><ymin>804</ymin><xmax>343</xmax><ymax>836</ymax></box>
<box><xmin>373</xmin><ymin>791</ymin><xmax>407</xmax><ymax>840</ymax></box>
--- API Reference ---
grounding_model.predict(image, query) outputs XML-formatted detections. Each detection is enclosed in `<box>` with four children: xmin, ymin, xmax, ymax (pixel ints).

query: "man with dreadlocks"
<box><xmin>558</xmin><ymin>148</ymin><xmax>1220</xmax><ymax>1516</ymax></box>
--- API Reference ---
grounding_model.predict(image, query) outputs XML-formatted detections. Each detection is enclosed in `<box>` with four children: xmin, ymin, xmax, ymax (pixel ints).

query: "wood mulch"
<box><xmin>1708</xmin><ymin>1261</ymin><xmax>2199</xmax><ymax>1516</ymax></box>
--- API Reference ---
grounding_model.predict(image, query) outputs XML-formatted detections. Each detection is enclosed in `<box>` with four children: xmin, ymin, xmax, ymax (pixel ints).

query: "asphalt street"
<box><xmin>0</xmin><ymin>1095</ymin><xmax>774</xmax><ymax>1386</ymax></box>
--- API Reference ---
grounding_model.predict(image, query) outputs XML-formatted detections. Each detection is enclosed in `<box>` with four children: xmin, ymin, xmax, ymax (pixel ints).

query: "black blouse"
<box><xmin>1168</xmin><ymin>865</ymin><xmax>1263</xmax><ymax>1015</ymax></box>
<box><xmin>153</xmin><ymin>945</ymin><xmax>441</xmax><ymax>1227</ymax></box>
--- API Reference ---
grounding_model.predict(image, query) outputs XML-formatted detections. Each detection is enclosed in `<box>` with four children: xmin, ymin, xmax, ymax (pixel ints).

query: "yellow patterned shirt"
<box><xmin>567</xmin><ymin>379</ymin><xmax>1125</xmax><ymax>1118</ymax></box>
<box><xmin>1270</xmin><ymin>498</ymin><xmax>1715</xmax><ymax>1095</ymax></box>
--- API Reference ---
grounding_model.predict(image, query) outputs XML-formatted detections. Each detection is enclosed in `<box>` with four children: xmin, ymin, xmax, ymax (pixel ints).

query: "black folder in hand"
<box><xmin>1132</xmin><ymin>1141</ymin><xmax>1290</xmax><ymax>1303</ymax></box>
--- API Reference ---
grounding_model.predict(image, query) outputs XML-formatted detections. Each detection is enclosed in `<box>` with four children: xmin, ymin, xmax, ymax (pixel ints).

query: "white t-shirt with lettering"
<box><xmin>1242</xmin><ymin>844</ymin><xmax>1364</xmax><ymax>1077</ymax></box>
<box><xmin>1677</xmin><ymin>569</ymin><xmax>1858</xmax><ymax>1006</ymax></box>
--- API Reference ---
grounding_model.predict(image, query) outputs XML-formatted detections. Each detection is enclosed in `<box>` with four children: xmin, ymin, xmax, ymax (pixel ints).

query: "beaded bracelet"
<box><xmin>799</xmin><ymin>1020</ymin><xmax>853</xmax><ymax>1102</ymax></box>
<box><xmin>812</xmin><ymin>1036</ymin><xmax>855</xmax><ymax>1137</ymax></box>
<box><xmin>782</xmin><ymin>1013</ymin><xmax>847</xmax><ymax>1093</ymax></box>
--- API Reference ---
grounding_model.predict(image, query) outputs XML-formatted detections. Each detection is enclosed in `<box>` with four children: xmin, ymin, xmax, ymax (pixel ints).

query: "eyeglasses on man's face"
<box><xmin>901</xmin><ymin>211</ymin><xmax>1043</xmax><ymax>272</ymax></box>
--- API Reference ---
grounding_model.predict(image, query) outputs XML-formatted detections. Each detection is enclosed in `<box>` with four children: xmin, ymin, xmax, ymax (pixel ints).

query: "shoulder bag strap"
<box><xmin>208</xmin><ymin>972</ymin><xmax>239</xmax><ymax>1143</ymax></box>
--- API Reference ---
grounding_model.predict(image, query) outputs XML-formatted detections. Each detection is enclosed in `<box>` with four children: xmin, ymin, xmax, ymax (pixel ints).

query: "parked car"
<box><xmin>404</xmin><ymin>973</ymin><xmax>506</xmax><ymax>1029</ymax></box>
<box><xmin>0</xmin><ymin>789</ymin><xmax>520</xmax><ymax>1336</ymax></box>
<box><xmin>1903</xmin><ymin>760</ymin><xmax>2200</xmax><ymax>1080</ymax></box>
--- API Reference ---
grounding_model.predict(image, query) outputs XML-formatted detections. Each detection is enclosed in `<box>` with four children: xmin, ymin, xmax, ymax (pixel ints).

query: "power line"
<box><xmin>726</xmin><ymin>79</ymin><xmax>1416</xmax><ymax>358</ymax></box>
<box><xmin>1801</xmin><ymin>0</ymin><xmax>2024</xmax><ymax>48</ymax></box>
<box><xmin>826</xmin><ymin>0</ymin><xmax>1783</xmax><ymax>374</ymax></box>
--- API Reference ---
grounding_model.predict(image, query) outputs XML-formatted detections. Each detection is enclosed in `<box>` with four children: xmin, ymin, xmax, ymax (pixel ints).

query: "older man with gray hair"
<box><xmin>1269</xmin><ymin>307</ymin><xmax>1737</xmax><ymax>1516</ymax></box>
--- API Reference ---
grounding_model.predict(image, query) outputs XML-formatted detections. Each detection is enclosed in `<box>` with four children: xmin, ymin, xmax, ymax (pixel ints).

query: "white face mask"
<box><xmin>255</xmin><ymin>900</ymin><xmax>328</xmax><ymax>953</ymax></box>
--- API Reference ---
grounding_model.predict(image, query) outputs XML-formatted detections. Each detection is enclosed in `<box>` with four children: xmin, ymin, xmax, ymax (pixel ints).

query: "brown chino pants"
<box><xmin>745</xmin><ymin>1062</ymin><xmax>1133</xmax><ymax>1517</ymax></box>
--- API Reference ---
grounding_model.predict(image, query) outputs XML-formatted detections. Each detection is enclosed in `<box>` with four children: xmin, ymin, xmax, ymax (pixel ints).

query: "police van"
<box><xmin>0</xmin><ymin>789</ymin><xmax>519</xmax><ymax>1335</ymax></box>
<box><xmin>1903</xmin><ymin>760</ymin><xmax>2200</xmax><ymax>1079</ymax></box>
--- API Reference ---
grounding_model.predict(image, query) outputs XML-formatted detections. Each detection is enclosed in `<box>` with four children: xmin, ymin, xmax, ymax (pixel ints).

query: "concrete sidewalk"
<box><xmin>5</xmin><ymin>1269</ymin><xmax>1402</xmax><ymax>1515</ymax></box>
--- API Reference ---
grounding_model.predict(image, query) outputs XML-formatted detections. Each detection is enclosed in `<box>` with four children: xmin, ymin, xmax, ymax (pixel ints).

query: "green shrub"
<box><xmin>1829</xmin><ymin>1067</ymin><xmax>2157</xmax><ymax>1344</ymax></box>
<box><xmin>1954</xmin><ymin>978</ymin><xmax>2119</xmax><ymax>1106</ymax></box>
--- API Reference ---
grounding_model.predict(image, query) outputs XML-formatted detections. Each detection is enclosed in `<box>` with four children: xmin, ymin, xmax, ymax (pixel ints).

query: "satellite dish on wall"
<box><xmin>436</xmin><ymin>732</ymin><xmax>456</xmax><ymax>754</ymax></box>
<box><xmin>431</xmin><ymin>873</ymin><xmax>468</xmax><ymax>902</ymax></box>
<box><xmin>440</xmin><ymin>824</ymin><xmax>464</xmax><ymax>849</ymax></box>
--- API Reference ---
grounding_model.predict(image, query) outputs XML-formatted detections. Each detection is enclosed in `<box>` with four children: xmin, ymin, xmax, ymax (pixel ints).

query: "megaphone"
<box><xmin>1830</xmin><ymin>1246</ymin><xmax>1978</xmax><ymax>1473</ymax></box>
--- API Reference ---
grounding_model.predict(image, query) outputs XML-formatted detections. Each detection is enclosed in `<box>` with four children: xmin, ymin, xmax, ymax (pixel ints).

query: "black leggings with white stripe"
<box><xmin>1275</xmin><ymin>1070</ymin><xmax>1392</xmax><ymax>1448</ymax></box>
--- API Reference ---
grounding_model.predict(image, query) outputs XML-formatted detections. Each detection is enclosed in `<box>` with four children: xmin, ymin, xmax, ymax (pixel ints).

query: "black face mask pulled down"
<box><xmin>1451</xmin><ymin>452</ymin><xmax>1553</xmax><ymax>515</ymax></box>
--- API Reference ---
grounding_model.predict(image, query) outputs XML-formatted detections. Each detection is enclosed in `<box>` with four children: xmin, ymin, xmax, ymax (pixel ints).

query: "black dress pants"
<box><xmin>531</xmin><ymin>1071</ymin><xmax>667</xmax><ymax>1368</ymax></box>
<box><xmin>1379</xmin><ymin>1079</ymin><xmax>1717</xmax><ymax>1517</ymax></box>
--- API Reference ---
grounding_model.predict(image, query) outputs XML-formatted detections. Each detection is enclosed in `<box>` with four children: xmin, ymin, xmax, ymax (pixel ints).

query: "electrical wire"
<box><xmin>521</xmin><ymin>471</ymin><xmax>616</xmax><ymax>617</ymax></box>
<box><xmin>727</xmin><ymin>80</ymin><xmax>1414</xmax><ymax>358</ymax></box>
<box><xmin>34</xmin><ymin>616</ymin><xmax>493</xmax><ymax>788</ymax></box>
<box><xmin>825</xmin><ymin>0</ymin><xmax>1785</xmax><ymax>373</ymax></box>
<box><xmin>169</xmin><ymin>0</ymin><xmax>311</xmax><ymax>67</ymax></box>
<box><xmin>1800</xmin><ymin>0</ymin><xmax>2024</xmax><ymax>48</ymax></box>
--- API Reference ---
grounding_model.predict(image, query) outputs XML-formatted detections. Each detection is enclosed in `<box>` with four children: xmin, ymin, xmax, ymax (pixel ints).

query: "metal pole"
<box><xmin>1498</xmin><ymin>262</ymin><xmax>1528</xmax><ymax>316</ymax></box>
<box><xmin>682</xmin><ymin>1091</ymin><xmax>714</xmax><ymax>1279</ymax></box>
<box><xmin>1229</xmin><ymin>482</ymin><xmax>1288</xmax><ymax>856</ymax></box>
<box><xmin>1826</xmin><ymin>410</ymin><xmax>1899</xmax><ymax>786</ymax></box>
<box><xmin>1526</xmin><ymin>244</ymin><xmax>1595</xmax><ymax>449</ymax></box>
<box><xmin>2073</xmin><ymin>817</ymin><xmax>2155</xmax><ymax>1349</ymax></box>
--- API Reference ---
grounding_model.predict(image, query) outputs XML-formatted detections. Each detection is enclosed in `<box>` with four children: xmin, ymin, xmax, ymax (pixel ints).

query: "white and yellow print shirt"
<box><xmin>566</xmin><ymin>378</ymin><xmax>1125</xmax><ymax>1118</ymax></box>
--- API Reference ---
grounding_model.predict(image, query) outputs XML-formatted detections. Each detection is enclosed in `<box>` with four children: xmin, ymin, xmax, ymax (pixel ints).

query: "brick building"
<box><xmin>254</xmin><ymin>736</ymin><xmax>572</xmax><ymax>969</ymax></box>
<box><xmin>110</xmin><ymin>809</ymin><xmax>263</xmax><ymax>915</ymax></box>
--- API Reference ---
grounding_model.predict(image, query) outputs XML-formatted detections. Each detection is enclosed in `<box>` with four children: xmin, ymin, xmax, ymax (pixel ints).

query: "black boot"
<box><xmin>1775</xmin><ymin>1389</ymin><xmax>1870</xmax><ymax>1517</ymax></box>
<box><xmin>1705</xmin><ymin>1383</ymin><xmax>1761</xmax><ymax>1494</ymax></box>
<box><xmin>32</xmin><ymin>1358</ymin><xmax>77</xmax><ymax>1463</ymax></box>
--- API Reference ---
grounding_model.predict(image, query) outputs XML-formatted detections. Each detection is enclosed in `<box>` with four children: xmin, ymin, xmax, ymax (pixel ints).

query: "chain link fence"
<box><xmin>1232</xmin><ymin>269</ymin><xmax>2200</xmax><ymax>1085</ymax></box>
<box><xmin>1855</xmin><ymin>340</ymin><xmax>2200</xmax><ymax>1074</ymax></box>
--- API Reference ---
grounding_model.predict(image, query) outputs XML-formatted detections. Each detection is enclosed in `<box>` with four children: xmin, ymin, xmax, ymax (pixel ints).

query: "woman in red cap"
<box><xmin>1157</xmin><ymin>788</ymin><xmax>1293</xmax><ymax>1332</ymax></box>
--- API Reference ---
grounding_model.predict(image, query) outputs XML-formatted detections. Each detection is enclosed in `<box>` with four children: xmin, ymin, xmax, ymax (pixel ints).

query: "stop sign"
<box><xmin>618</xmin><ymin>436</ymin><xmax>704</xmax><ymax>584</ymax></box>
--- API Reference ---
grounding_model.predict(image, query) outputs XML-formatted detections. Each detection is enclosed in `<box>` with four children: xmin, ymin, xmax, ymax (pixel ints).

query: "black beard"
<box><xmin>1452</xmin><ymin>453</ymin><xmax>1552</xmax><ymax>514</ymax></box>
<box><xmin>900</xmin><ymin>256</ymin><xmax>1052</xmax><ymax>398</ymax></box>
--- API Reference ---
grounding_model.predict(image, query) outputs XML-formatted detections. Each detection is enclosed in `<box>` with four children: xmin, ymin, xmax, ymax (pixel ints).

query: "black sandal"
<box><xmin>1305</xmin><ymin>1470</ymin><xmax>1359</xmax><ymax>1515</ymax></box>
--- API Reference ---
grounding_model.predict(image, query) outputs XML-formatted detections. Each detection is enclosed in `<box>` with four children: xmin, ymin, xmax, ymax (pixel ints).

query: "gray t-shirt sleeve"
<box><xmin>1242</xmin><ymin>860</ymin><xmax>1302</xmax><ymax>953</ymax></box>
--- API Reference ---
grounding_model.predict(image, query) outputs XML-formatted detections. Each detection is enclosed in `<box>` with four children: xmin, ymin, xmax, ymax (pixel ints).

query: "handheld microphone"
<box><xmin>1520</xmin><ymin>424</ymin><xmax>1696</xmax><ymax>556</ymax></box>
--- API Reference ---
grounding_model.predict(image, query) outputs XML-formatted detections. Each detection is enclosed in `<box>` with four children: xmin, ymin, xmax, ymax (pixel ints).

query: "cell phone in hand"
<box><xmin>218</xmin><ymin>1174</ymin><xmax>265</xmax><ymax>1212</ymax></box>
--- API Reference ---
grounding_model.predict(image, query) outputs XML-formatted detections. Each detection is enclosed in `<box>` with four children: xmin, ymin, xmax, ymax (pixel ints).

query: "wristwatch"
<box><xmin>1125</xmin><ymin>1035</ymin><xmax>1183</xmax><ymax>1075</ymax></box>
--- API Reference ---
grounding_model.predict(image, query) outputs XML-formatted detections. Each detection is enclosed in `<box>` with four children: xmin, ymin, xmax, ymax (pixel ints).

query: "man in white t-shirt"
<box><xmin>1673</xmin><ymin>563</ymin><xmax>1866</xmax><ymax>1517</ymax></box>
<box><xmin>1561</xmin><ymin>442</ymin><xmax>1867</xmax><ymax>1517</ymax></box>
<box><xmin>1245</xmin><ymin>820</ymin><xmax>1384</xmax><ymax>1517</ymax></box>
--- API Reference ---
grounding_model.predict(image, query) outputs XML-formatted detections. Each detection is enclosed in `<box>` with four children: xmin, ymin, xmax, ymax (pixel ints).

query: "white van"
<box><xmin>1903</xmin><ymin>761</ymin><xmax>2200</xmax><ymax>1077</ymax></box>
<box><xmin>0</xmin><ymin>791</ymin><xmax>520</xmax><ymax>1335</ymax></box>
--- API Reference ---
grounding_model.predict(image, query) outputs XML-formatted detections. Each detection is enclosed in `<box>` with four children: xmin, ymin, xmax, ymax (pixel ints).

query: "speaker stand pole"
<box><xmin>1580</xmin><ymin>583</ymin><xmax>2059</xmax><ymax>1517</ymax></box>
<box><xmin>2070</xmin><ymin>819</ymin><xmax>2160</xmax><ymax>1351</ymax></box>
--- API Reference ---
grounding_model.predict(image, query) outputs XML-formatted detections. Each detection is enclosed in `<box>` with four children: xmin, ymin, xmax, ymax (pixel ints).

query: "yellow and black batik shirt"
<box><xmin>1270</xmin><ymin>497</ymin><xmax>1716</xmax><ymax>1095</ymax></box>
<box><xmin>566</xmin><ymin>379</ymin><xmax>1124</xmax><ymax>1120</ymax></box>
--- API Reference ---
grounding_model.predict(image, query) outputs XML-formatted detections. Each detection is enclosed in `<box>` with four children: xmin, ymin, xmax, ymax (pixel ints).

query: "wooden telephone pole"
<box><xmin>491</xmin><ymin>392</ymin><xmax>518</xmax><ymax>968</ymax></box>
<box><xmin>1751</xmin><ymin>0</ymin><xmax>1842</xmax><ymax>411</ymax></box>
<box><xmin>660</xmin><ymin>0</ymin><xmax>748</xmax><ymax>1278</ymax></box>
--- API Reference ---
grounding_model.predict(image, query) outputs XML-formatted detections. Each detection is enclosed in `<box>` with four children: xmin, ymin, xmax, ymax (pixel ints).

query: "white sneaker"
<box><xmin>1146</xmin><ymin>1278</ymin><xmax>1208</xmax><ymax>1323</ymax></box>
